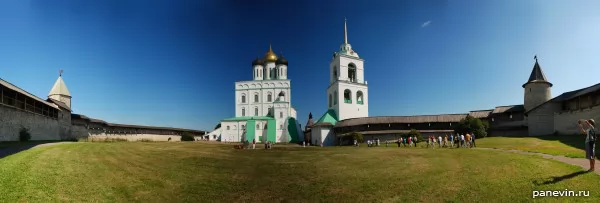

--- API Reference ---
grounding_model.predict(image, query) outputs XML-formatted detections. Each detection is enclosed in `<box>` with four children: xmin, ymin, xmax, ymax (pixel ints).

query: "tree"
<box><xmin>180</xmin><ymin>132</ymin><xmax>195</xmax><ymax>141</ymax></box>
<box><xmin>406</xmin><ymin>129</ymin><xmax>421</xmax><ymax>138</ymax></box>
<box><xmin>454</xmin><ymin>115</ymin><xmax>488</xmax><ymax>138</ymax></box>
<box><xmin>19</xmin><ymin>127</ymin><xmax>31</xmax><ymax>142</ymax></box>
<box><xmin>348</xmin><ymin>132</ymin><xmax>364</xmax><ymax>143</ymax></box>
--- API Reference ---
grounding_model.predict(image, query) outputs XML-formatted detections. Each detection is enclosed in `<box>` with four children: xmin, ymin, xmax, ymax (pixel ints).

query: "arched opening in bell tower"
<box><xmin>348</xmin><ymin>63</ymin><xmax>357</xmax><ymax>82</ymax></box>
<box><xmin>344</xmin><ymin>89</ymin><xmax>352</xmax><ymax>103</ymax></box>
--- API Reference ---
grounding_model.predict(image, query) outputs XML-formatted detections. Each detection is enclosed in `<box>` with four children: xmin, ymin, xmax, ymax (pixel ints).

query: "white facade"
<box><xmin>327</xmin><ymin>19</ymin><xmax>369</xmax><ymax>121</ymax></box>
<box><xmin>235</xmin><ymin>80</ymin><xmax>291</xmax><ymax>118</ymax></box>
<box><xmin>215</xmin><ymin>45</ymin><xmax>297</xmax><ymax>143</ymax></box>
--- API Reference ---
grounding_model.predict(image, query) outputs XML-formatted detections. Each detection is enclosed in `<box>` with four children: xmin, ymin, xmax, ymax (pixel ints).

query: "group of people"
<box><xmin>425</xmin><ymin>134</ymin><xmax>476</xmax><ymax>148</ymax></box>
<box><xmin>348</xmin><ymin>133</ymin><xmax>477</xmax><ymax>149</ymax></box>
<box><xmin>393</xmin><ymin>136</ymin><xmax>419</xmax><ymax>147</ymax></box>
<box><xmin>244</xmin><ymin>139</ymin><xmax>272</xmax><ymax>149</ymax></box>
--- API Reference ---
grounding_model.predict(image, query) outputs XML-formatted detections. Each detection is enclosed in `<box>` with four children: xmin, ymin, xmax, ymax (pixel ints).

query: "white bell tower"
<box><xmin>327</xmin><ymin>19</ymin><xmax>368</xmax><ymax>121</ymax></box>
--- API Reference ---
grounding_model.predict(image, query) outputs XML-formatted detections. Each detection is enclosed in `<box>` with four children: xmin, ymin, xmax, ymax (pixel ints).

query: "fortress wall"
<box><xmin>527</xmin><ymin>102</ymin><xmax>561</xmax><ymax>136</ymax></box>
<box><xmin>553</xmin><ymin>105</ymin><xmax>600</xmax><ymax>135</ymax></box>
<box><xmin>87</xmin><ymin>133</ymin><xmax>183</xmax><ymax>142</ymax></box>
<box><xmin>0</xmin><ymin>104</ymin><xmax>60</xmax><ymax>141</ymax></box>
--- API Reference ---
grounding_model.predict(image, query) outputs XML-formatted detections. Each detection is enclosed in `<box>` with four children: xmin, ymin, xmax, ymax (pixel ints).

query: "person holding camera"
<box><xmin>579</xmin><ymin>119</ymin><xmax>596</xmax><ymax>172</ymax></box>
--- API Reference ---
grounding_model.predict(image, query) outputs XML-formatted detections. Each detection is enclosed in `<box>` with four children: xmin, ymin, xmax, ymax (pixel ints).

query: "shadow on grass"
<box><xmin>0</xmin><ymin>140</ymin><xmax>72</xmax><ymax>159</ymax></box>
<box><xmin>533</xmin><ymin>170</ymin><xmax>590</xmax><ymax>186</ymax></box>
<box><xmin>489</xmin><ymin>134</ymin><xmax>599</xmax><ymax>157</ymax></box>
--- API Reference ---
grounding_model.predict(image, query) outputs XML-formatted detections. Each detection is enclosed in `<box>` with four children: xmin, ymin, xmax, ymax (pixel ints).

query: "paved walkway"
<box><xmin>479</xmin><ymin>148</ymin><xmax>600</xmax><ymax>175</ymax></box>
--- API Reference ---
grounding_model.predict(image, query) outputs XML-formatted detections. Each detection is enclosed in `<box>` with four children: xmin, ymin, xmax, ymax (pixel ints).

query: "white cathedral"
<box><xmin>208</xmin><ymin>45</ymin><xmax>303</xmax><ymax>143</ymax></box>
<box><xmin>207</xmin><ymin>20</ymin><xmax>367</xmax><ymax>144</ymax></box>
<box><xmin>310</xmin><ymin>19</ymin><xmax>369</xmax><ymax>146</ymax></box>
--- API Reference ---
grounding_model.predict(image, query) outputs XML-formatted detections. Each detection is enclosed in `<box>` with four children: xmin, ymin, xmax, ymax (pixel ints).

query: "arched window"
<box><xmin>344</xmin><ymin>89</ymin><xmax>352</xmax><ymax>103</ymax></box>
<box><xmin>334</xmin><ymin>91</ymin><xmax>338</xmax><ymax>104</ymax></box>
<box><xmin>254</xmin><ymin>94</ymin><xmax>259</xmax><ymax>103</ymax></box>
<box><xmin>241</xmin><ymin>94</ymin><xmax>246</xmax><ymax>103</ymax></box>
<box><xmin>255</xmin><ymin>107</ymin><xmax>259</xmax><ymax>116</ymax></box>
<box><xmin>267</xmin><ymin>92</ymin><xmax>272</xmax><ymax>102</ymax></box>
<box><xmin>357</xmin><ymin>91</ymin><xmax>364</xmax><ymax>104</ymax></box>
<box><xmin>348</xmin><ymin>63</ymin><xmax>357</xmax><ymax>82</ymax></box>
<box><xmin>333</xmin><ymin>67</ymin><xmax>338</xmax><ymax>81</ymax></box>
<box><xmin>242</xmin><ymin>108</ymin><xmax>245</xmax><ymax>116</ymax></box>
<box><xmin>227</xmin><ymin>126</ymin><xmax>230</xmax><ymax>130</ymax></box>
<box><xmin>264</xmin><ymin>124</ymin><xmax>268</xmax><ymax>129</ymax></box>
<box><xmin>280</xmin><ymin>112</ymin><xmax>283</xmax><ymax>118</ymax></box>
<box><xmin>329</xmin><ymin>94</ymin><xmax>332</xmax><ymax>107</ymax></box>
<box><xmin>256</xmin><ymin>124</ymin><xmax>260</xmax><ymax>129</ymax></box>
<box><xmin>270</xmin><ymin>68</ymin><xmax>274</xmax><ymax>78</ymax></box>
<box><xmin>278</xmin><ymin>91</ymin><xmax>285</xmax><ymax>101</ymax></box>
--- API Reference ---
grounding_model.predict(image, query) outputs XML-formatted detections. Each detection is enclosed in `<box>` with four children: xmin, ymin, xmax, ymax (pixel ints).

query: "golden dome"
<box><xmin>264</xmin><ymin>44</ymin><xmax>278</xmax><ymax>62</ymax></box>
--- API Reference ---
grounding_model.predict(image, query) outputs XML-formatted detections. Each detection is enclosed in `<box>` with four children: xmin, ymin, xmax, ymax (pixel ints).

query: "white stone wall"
<box><xmin>527</xmin><ymin>102</ymin><xmax>562</xmax><ymax>136</ymax></box>
<box><xmin>330</xmin><ymin>82</ymin><xmax>369</xmax><ymax>121</ymax></box>
<box><xmin>276</xmin><ymin>64</ymin><xmax>288</xmax><ymax>80</ymax></box>
<box><xmin>0</xmin><ymin>104</ymin><xmax>60</xmax><ymax>141</ymax></box>
<box><xmin>235</xmin><ymin>80</ymin><xmax>291</xmax><ymax>118</ymax></box>
<box><xmin>553</xmin><ymin>105</ymin><xmax>600</xmax><ymax>135</ymax></box>
<box><xmin>264</xmin><ymin>62</ymin><xmax>276</xmax><ymax>80</ymax></box>
<box><xmin>253</xmin><ymin>65</ymin><xmax>264</xmax><ymax>80</ymax></box>
<box><xmin>219</xmin><ymin>121</ymin><xmax>245</xmax><ymax>142</ymax></box>
<box><xmin>330</xmin><ymin>55</ymin><xmax>365</xmax><ymax>84</ymax></box>
<box><xmin>328</xmin><ymin>53</ymin><xmax>368</xmax><ymax>121</ymax></box>
<box><xmin>310</xmin><ymin>126</ymin><xmax>336</xmax><ymax>146</ymax></box>
<box><xmin>206</xmin><ymin>127</ymin><xmax>222</xmax><ymax>141</ymax></box>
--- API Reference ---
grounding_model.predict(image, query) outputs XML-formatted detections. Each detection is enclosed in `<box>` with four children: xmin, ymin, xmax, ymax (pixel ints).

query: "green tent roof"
<box><xmin>221</xmin><ymin>116</ymin><xmax>274</xmax><ymax>121</ymax></box>
<box><xmin>315</xmin><ymin>109</ymin><xmax>338</xmax><ymax>125</ymax></box>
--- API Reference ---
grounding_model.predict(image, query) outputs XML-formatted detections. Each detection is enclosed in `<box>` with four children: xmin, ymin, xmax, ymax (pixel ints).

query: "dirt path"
<box><xmin>479</xmin><ymin>148</ymin><xmax>600</xmax><ymax>175</ymax></box>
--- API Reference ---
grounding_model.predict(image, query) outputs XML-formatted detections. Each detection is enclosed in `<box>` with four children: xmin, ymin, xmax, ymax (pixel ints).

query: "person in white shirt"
<box><xmin>460</xmin><ymin>134</ymin><xmax>465</xmax><ymax>148</ymax></box>
<box><xmin>376</xmin><ymin>139</ymin><xmax>380</xmax><ymax>147</ymax></box>
<box><xmin>438</xmin><ymin>136</ymin><xmax>442</xmax><ymax>147</ymax></box>
<box><xmin>413</xmin><ymin>136</ymin><xmax>418</xmax><ymax>147</ymax></box>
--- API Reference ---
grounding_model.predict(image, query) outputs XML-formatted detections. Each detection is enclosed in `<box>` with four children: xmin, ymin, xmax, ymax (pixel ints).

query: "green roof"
<box><xmin>221</xmin><ymin>116</ymin><xmax>274</xmax><ymax>121</ymax></box>
<box><xmin>315</xmin><ymin>109</ymin><xmax>338</xmax><ymax>125</ymax></box>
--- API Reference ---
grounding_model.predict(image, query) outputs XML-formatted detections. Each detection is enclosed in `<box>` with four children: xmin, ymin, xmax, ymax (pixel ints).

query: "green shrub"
<box><xmin>180</xmin><ymin>133</ymin><xmax>195</xmax><ymax>141</ymax></box>
<box><xmin>348</xmin><ymin>132</ymin><xmax>364</xmax><ymax>143</ymax></box>
<box><xmin>453</xmin><ymin>115</ymin><xmax>488</xmax><ymax>138</ymax></box>
<box><xmin>19</xmin><ymin>127</ymin><xmax>31</xmax><ymax>142</ymax></box>
<box><xmin>406</xmin><ymin>129</ymin><xmax>421</xmax><ymax>142</ymax></box>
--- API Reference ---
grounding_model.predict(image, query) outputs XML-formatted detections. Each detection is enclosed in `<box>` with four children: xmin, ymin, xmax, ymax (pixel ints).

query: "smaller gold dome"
<box><xmin>264</xmin><ymin>44</ymin><xmax>278</xmax><ymax>62</ymax></box>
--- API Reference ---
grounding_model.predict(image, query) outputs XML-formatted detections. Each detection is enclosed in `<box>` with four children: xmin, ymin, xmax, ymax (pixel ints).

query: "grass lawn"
<box><xmin>1</xmin><ymin>142</ymin><xmax>600</xmax><ymax>202</ymax></box>
<box><xmin>477</xmin><ymin>135</ymin><xmax>595</xmax><ymax>158</ymax></box>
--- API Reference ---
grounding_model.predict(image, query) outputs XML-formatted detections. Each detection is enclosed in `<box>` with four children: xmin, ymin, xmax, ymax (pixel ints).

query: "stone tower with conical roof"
<box><xmin>48</xmin><ymin>70</ymin><xmax>72</xmax><ymax>109</ymax></box>
<box><xmin>523</xmin><ymin>56</ymin><xmax>552</xmax><ymax>112</ymax></box>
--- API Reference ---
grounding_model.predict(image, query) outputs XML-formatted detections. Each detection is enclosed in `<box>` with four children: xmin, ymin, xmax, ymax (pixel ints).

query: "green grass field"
<box><xmin>1</xmin><ymin>142</ymin><xmax>599</xmax><ymax>202</ymax></box>
<box><xmin>477</xmin><ymin>135</ymin><xmax>594</xmax><ymax>158</ymax></box>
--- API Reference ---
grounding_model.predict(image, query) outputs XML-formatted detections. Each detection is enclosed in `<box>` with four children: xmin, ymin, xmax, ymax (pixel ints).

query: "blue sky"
<box><xmin>1</xmin><ymin>0</ymin><xmax>599</xmax><ymax>131</ymax></box>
